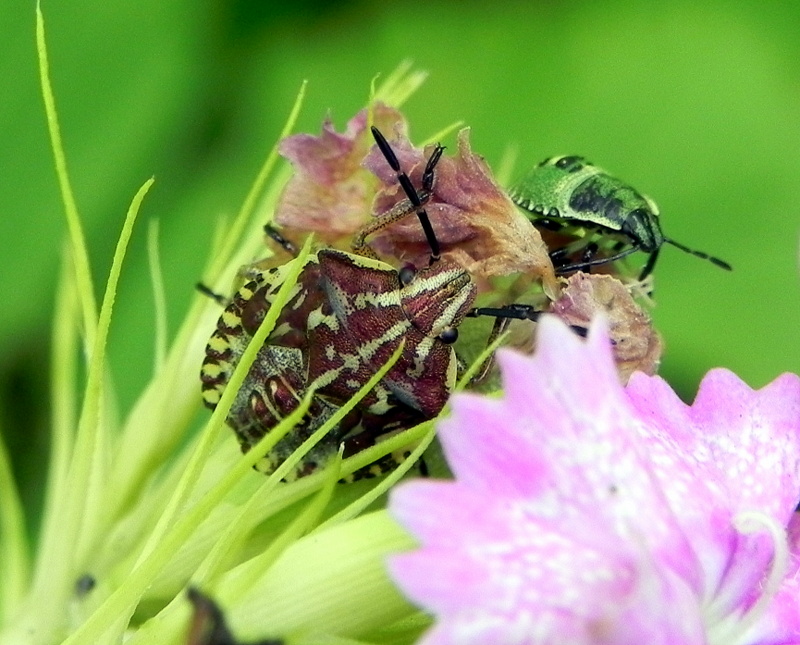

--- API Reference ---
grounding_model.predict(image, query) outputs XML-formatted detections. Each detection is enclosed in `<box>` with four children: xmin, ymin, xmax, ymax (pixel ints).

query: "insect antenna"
<box><xmin>665</xmin><ymin>238</ymin><xmax>732</xmax><ymax>271</ymax></box>
<box><xmin>370</xmin><ymin>126</ymin><xmax>444</xmax><ymax>264</ymax></box>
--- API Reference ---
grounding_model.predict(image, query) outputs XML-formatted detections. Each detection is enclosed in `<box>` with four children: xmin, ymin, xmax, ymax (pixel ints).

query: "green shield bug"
<box><xmin>508</xmin><ymin>155</ymin><xmax>732</xmax><ymax>279</ymax></box>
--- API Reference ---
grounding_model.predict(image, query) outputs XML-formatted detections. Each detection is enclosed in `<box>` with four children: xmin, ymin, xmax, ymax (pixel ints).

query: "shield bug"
<box><xmin>200</xmin><ymin>249</ymin><xmax>463</xmax><ymax>480</ymax></box>
<box><xmin>201</xmin><ymin>128</ymin><xmax>550</xmax><ymax>480</ymax></box>
<box><xmin>508</xmin><ymin>155</ymin><xmax>732</xmax><ymax>280</ymax></box>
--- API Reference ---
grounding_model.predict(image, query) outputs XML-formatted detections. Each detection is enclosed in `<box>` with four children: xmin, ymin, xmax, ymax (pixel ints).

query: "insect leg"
<box><xmin>638</xmin><ymin>247</ymin><xmax>661</xmax><ymax>281</ymax></box>
<box><xmin>264</xmin><ymin>223</ymin><xmax>299</xmax><ymax>257</ymax></box>
<box><xmin>467</xmin><ymin>303</ymin><xmax>592</xmax><ymax>336</ymax></box>
<box><xmin>537</xmin><ymin>217</ymin><xmax>566</xmax><ymax>232</ymax></box>
<box><xmin>465</xmin><ymin>304</ymin><xmax>588</xmax><ymax>382</ymax></box>
<box><xmin>554</xmin><ymin>245</ymin><xmax>639</xmax><ymax>275</ymax></box>
<box><xmin>469</xmin><ymin>314</ymin><xmax>513</xmax><ymax>383</ymax></box>
<box><xmin>195</xmin><ymin>282</ymin><xmax>226</xmax><ymax>305</ymax></box>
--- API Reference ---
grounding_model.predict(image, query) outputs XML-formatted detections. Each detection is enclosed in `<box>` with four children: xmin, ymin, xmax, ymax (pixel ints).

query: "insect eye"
<box><xmin>399</xmin><ymin>265</ymin><xmax>417</xmax><ymax>285</ymax></box>
<box><xmin>622</xmin><ymin>208</ymin><xmax>648</xmax><ymax>236</ymax></box>
<box><xmin>556</xmin><ymin>155</ymin><xmax>585</xmax><ymax>171</ymax></box>
<box><xmin>438</xmin><ymin>327</ymin><xmax>459</xmax><ymax>344</ymax></box>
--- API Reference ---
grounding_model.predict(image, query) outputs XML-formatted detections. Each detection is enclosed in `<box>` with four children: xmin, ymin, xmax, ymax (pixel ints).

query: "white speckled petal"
<box><xmin>625</xmin><ymin>367</ymin><xmax>800</xmax><ymax>617</ymax></box>
<box><xmin>626</xmin><ymin>368</ymin><xmax>800</xmax><ymax>522</ymax></box>
<box><xmin>388</xmin><ymin>316</ymin><xmax>800</xmax><ymax>644</ymax></box>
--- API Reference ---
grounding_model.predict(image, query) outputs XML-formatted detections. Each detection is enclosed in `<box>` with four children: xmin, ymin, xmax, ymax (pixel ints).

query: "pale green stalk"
<box><xmin>215</xmin><ymin>341</ymin><xmax>410</xmax><ymax>598</ymax></box>
<box><xmin>135</xmin><ymin>236</ymin><xmax>313</xmax><ymax>567</ymax></box>
<box><xmin>420</xmin><ymin>121</ymin><xmax>465</xmax><ymax>146</ymax></box>
<box><xmin>31</xmin><ymin>251</ymin><xmax>80</xmax><ymax>601</ymax></box>
<box><xmin>125</xmin><ymin>460</ymin><xmax>343</xmax><ymax>645</ymax></box>
<box><xmin>225</xmin><ymin>511</ymin><xmax>417</xmax><ymax>641</ymax></box>
<box><xmin>61</xmin><ymin>396</ymin><xmax>314</xmax><ymax>645</ymax></box>
<box><xmin>71</xmin><ymin>179</ymin><xmax>154</xmax><ymax>568</ymax></box>
<box><xmin>494</xmin><ymin>144</ymin><xmax>519</xmax><ymax>187</ymax></box>
<box><xmin>372</xmin><ymin>59</ymin><xmax>428</xmax><ymax>107</ymax></box>
<box><xmin>104</xmin><ymin>162</ymin><xmax>293</xmax><ymax>532</ymax></box>
<box><xmin>36</xmin><ymin>175</ymin><xmax>150</xmax><ymax>616</ymax></box>
<box><xmin>1</xmin><ymin>175</ymin><xmax>153</xmax><ymax>645</ymax></box>
<box><xmin>0</xmin><ymin>423</ymin><xmax>28</xmax><ymax>624</ymax></box>
<box><xmin>317</xmin><ymin>423</ymin><xmax>437</xmax><ymax>531</ymax></box>
<box><xmin>61</xmin><ymin>237</ymin><xmax>313</xmax><ymax>643</ymax></box>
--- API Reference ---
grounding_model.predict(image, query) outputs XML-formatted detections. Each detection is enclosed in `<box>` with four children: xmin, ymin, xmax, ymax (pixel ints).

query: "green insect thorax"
<box><xmin>509</xmin><ymin>155</ymin><xmax>665</xmax><ymax>251</ymax></box>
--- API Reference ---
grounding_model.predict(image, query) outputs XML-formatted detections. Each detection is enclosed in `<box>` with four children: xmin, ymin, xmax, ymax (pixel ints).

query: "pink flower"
<box><xmin>389</xmin><ymin>317</ymin><xmax>800</xmax><ymax>645</ymax></box>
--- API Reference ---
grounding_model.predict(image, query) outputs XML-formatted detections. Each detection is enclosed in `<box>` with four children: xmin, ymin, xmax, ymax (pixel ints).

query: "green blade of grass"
<box><xmin>36</xmin><ymin>3</ymin><xmax>98</xmax><ymax>347</ymax></box>
<box><xmin>31</xmin><ymin>179</ymin><xmax>153</xmax><ymax>613</ymax></box>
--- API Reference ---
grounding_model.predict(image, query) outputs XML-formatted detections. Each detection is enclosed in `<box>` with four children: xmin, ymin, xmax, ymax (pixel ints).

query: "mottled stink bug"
<box><xmin>201</xmin><ymin>248</ymin><xmax>474</xmax><ymax>479</ymax></box>
<box><xmin>508</xmin><ymin>155</ymin><xmax>732</xmax><ymax>279</ymax></box>
<box><xmin>201</xmin><ymin>127</ymin><xmax>548</xmax><ymax>480</ymax></box>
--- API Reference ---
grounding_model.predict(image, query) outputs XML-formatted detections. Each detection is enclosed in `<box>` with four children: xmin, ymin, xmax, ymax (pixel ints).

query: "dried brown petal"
<box><xmin>363</xmin><ymin>128</ymin><xmax>557</xmax><ymax>295</ymax></box>
<box><xmin>550</xmin><ymin>272</ymin><xmax>662</xmax><ymax>382</ymax></box>
<box><xmin>274</xmin><ymin>104</ymin><xmax>406</xmax><ymax>245</ymax></box>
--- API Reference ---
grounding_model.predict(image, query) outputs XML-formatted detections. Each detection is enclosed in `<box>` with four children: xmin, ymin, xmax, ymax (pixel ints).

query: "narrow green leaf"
<box><xmin>32</xmin><ymin>252</ymin><xmax>80</xmax><ymax>594</ymax></box>
<box><xmin>35</xmin><ymin>3</ymin><xmax>98</xmax><ymax>347</ymax></box>
<box><xmin>0</xmin><ymin>425</ymin><xmax>29</xmax><ymax>623</ymax></box>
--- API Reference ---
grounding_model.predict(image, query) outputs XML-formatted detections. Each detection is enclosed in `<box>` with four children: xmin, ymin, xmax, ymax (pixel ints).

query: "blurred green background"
<box><xmin>3</xmin><ymin>0</ymin><xmax>799</xmax><ymax>525</ymax></box>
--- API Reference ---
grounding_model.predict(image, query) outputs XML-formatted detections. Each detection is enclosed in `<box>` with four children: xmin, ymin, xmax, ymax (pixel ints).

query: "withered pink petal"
<box><xmin>549</xmin><ymin>272</ymin><xmax>662</xmax><ymax>381</ymax></box>
<box><xmin>275</xmin><ymin>104</ymin><xmax>407</xmax><ymax>241</ymax></box>
<box><xmin>364</xmin><ymin>128</ymin><xmax>556</xmax><ymax>293</ymax></box>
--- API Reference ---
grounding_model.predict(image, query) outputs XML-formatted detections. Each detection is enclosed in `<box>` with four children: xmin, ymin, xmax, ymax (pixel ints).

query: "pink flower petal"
<box><xmin>388</xmin><ymin>316</ymin><xmax>800</xmax><ymax>644</ymax></box>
